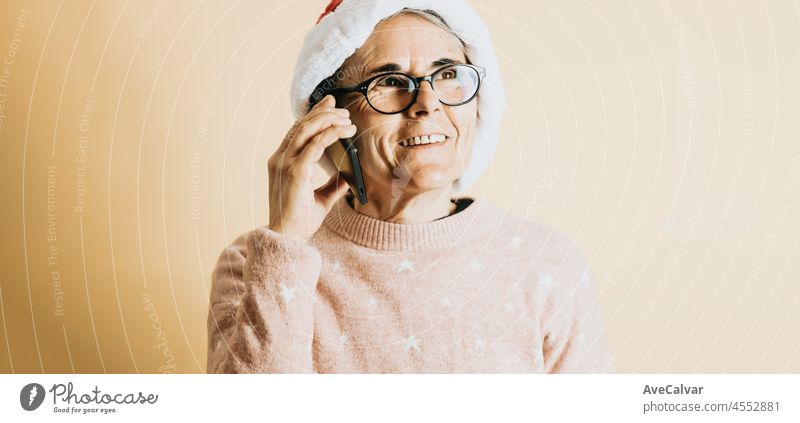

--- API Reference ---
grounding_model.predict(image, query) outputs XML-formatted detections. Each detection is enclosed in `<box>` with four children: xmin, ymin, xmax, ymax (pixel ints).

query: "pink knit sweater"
<box><xmin>207</xmin><ymin>195</ymin><xmax>615</xmax><ymax>373</ymax></box>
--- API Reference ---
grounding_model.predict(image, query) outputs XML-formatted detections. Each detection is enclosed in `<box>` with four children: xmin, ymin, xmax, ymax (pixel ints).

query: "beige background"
<box><xmin>0</xmin><ymin>0</ymin><xmax>798</xmax><ymax>373</ymax></box>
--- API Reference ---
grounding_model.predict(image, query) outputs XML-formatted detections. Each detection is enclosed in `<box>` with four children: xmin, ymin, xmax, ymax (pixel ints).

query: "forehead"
<box><xmin>347</xmin><ymin>13</ymin><xmax>466</xmax><ymax>70</ymax></box>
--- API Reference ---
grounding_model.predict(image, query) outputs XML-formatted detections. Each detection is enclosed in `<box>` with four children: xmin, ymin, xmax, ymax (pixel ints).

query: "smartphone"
<box><xmin>325</xmin><ymin>137</ymin><xmax>368</xmax><ymax>205</ymax></box>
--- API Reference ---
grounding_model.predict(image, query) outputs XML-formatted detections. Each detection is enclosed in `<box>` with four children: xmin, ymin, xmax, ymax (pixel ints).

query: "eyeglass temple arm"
<box><xmin>312</xmin><ymin>85</ymin><xmax>366</xmax><ymax>108</ymax></box>
<box><xmin>323</xmin><ymin>84</ymin><xmax>366</xmax><ymax>97</ymax></box>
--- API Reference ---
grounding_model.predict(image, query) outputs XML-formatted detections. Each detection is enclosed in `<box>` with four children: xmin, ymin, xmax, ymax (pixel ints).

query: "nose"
<box><xmin>406</xmin><ymin>79</ymin><xmax>441</xmax><ymax>117</ymax></box>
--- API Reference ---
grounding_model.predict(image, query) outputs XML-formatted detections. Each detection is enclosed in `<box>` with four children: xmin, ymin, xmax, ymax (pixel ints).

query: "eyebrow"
<box><xmin>366</xmin><ymin>58</ymin><xmax>463</xmax><ymax>76</ymax></box>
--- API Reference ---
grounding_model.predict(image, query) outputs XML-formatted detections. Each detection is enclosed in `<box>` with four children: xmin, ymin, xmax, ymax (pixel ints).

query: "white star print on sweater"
<box><xmin>207</xmin><ymin>195</ymin><xmax>614</xmax><ymax>373</ymax></box>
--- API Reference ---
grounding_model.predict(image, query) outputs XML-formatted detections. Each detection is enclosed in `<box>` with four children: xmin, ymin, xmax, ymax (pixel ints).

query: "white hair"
<box><xmin>308</xmin><ymin>7</ymin><xmax>467</xmax><ymax>107</ymax></box>
<box><xmin>383</xmin><ymin>8</ymin><xmax>467</xmax><ymax>48</ymax></box>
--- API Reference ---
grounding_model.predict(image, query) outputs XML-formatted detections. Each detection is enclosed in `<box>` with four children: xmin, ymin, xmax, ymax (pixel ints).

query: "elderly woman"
<box><xmin>207</xmin><ymin>0</ymin><xmax>614</xmax><ymax>373</ymax></box>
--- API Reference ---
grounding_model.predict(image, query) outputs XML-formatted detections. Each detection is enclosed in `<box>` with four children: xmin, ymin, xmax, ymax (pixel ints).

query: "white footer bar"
<box><xmin>1</xmin><ymin>374</ymin><xmax>797</xmax><ymax>422</ymax></box>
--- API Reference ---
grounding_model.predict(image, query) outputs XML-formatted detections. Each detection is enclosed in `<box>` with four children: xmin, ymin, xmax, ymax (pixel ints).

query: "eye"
<box><xmin>376</xmin><ymin>76</ymin><xmax>406</xmax><ymax>87</ymax></box>
<box><xmin>437</xmin><ymin>69</ymin><xmax>458</xmax><ymax>80</ymax></box>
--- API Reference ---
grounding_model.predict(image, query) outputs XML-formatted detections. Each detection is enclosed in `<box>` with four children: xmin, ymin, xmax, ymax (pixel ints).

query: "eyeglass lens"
<box><xmin>366</xmin><ymin>65</ymin><xmax>481</xmax><ymax>113</ymax></box>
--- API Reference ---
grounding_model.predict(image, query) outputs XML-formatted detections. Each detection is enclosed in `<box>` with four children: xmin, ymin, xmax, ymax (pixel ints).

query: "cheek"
<box><xmin>450</xmin><ymin>104</ymin><xmax>478</xmax><ymax>152</ymax></box>
<box><xmin>350</xmin><ymin>112</ymin><xmax>403</xmax><ymax>169</ymax></box>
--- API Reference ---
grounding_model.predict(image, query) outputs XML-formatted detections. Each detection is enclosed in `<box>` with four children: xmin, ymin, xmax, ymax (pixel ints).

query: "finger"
<box><xmin>287</xmin><ymin>113</ymin><xmax>353</xmax><ymax>157</ymax></box>
<box><xmin>313</xmin><ymin>93</ymin><xmax>336</xmax><ymax>110</ymax></box>
<box><xmin>303</xmin><ymin>95</ymin><xmax>349</xmax><ymax>121</ymax></box>
<box><xmin>310</xmin><ymin>94</ymin><xmax>348</xmax><ymax>114</ymax></box>
<box><xmin>278</xmin><ymin>111</ymin><xmax>349</xmax><ymax>157</ymax></box>
<box><xmin>315</xmin><ymin>171</ymin><xmax>351</xmax><ymax>209</ymax></box>
<box><xmin>297</xmin><ymin>123</ymin><xmax>357</xmax><ymax>165</ymax></box>
<box><xmin>276</xmin><ymin>96</ymin><xmax>348</xmax><ymax>154</ymax></box>
<box><xmin>277</xmin><ymin>119</ymin><xmax>302</xmax><ymax>154</ymax></box>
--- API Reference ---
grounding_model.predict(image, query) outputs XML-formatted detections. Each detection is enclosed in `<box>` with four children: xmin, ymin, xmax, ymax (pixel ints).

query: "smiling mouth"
<box><xmin>399</xmin><ymin>134</ymin><xmax>449</xmax><ymax>147</ymax></box>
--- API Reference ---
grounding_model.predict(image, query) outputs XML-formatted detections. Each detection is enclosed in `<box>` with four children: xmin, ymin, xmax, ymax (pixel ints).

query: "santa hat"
<box><xmin>290</xmin><ymin>0</ymin><xmax>506</xmax><ymax>196</ymax></box>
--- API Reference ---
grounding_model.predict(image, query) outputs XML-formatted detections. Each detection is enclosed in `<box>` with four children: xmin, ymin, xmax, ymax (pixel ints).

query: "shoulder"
<box><xmin>480</xmin><ymin>199</ymin><xmax>588</xmax><ymax>265</ymax></box>
<box><xmin>478</xmin><ymin>201</ymin><xmax>591</xmax><ymax>289</ymax></box>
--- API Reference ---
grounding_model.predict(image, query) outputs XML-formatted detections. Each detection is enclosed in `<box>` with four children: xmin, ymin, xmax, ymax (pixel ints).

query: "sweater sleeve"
<box><xmin>539</xmin><ymin>232</ymin><xmax>615</xmax><ymax>374</ymax></box>
<box><xmin>206</xmin><ymin>226</ymin><xmax>322</xmax><ymax>373</ymax></box>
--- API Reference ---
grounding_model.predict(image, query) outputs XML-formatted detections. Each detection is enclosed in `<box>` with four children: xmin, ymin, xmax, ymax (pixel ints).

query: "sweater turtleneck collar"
<box><xmin>321</xmin><ymin>193</ymin><xmax>499</xmax><ymax>252</ymax></box>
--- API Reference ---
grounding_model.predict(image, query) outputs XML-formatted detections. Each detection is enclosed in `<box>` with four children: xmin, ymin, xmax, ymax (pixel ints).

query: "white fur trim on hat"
<box><xmin>290</xmin><ymin>0</ymin><xmax>506</xmax><ymax>196</ymax></box>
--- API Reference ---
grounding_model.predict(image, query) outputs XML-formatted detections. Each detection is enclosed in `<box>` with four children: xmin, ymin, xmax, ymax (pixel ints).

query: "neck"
<box><xmin>324</xmin><ymin>192</ymin><xmax>491</xmax><ymax>252</ymax></box>
<box><xmin>349</xmin><ymin>185</ymin><xmax>455</xmax><ymax>224</ymax></box>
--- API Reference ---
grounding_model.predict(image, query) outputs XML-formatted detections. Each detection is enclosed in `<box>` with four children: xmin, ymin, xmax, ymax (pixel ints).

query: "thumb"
<box><xmin>316</xmin><ymin>172</ymin><xmax>351</xmax><ymax>208</ymax></box>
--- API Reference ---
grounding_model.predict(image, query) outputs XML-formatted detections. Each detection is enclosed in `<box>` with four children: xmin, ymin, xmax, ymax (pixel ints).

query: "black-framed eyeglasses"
<box><xmin>321</xmin><ymin>63</ymin><xmax>486</xmax><ymax>115</ymax></box>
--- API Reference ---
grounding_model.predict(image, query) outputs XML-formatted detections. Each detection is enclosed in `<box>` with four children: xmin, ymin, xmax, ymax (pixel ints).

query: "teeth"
<box><xmin>401</xmin><ymin>134</ymin><xmax>447</xmax><ymax>147</ymax></box>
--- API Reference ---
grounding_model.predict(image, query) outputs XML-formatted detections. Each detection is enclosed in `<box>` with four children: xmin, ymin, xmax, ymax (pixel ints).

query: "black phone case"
<box><xmin>325</xmin><ymin>138</ymin><xmax>368</xmax><ymax>205</ymax></box>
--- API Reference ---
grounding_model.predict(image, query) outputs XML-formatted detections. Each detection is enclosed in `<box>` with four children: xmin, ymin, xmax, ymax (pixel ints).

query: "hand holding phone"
<box><xmin>266</xmin><ymin>95</ymin><xmax>356</xmax><ymax>243</ymax></box>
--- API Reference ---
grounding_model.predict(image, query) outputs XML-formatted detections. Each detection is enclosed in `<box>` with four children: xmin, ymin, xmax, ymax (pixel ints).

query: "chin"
<box><xmin>402</xmin><ymin>170</ymin><xmax>457</xmax><ymax>192</ymax></box>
